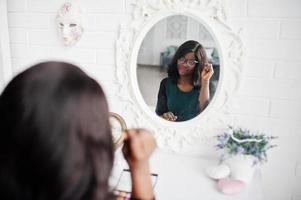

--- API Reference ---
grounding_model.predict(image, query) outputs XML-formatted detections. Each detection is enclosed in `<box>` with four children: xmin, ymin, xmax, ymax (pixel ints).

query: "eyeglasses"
<box><xmin>177</xmin><ymin>57</ymin><xmax>199</xmax><ymax>67</ymax></box>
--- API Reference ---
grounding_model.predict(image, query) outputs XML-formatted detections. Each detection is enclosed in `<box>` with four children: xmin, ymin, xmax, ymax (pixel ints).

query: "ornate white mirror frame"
<box><xmin>115</xmin><ymin>0</ymin><xmax>244</xmax><ymax>151</ymax></box>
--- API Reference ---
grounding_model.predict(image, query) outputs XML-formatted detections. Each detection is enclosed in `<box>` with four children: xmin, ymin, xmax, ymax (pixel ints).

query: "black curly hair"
<box><xmin>167</xmin><ymin>40</ymin><xmax>208</xmax><ymax>86</ymax></box>
<box><xmin>0</xmin><ymin>62</ymin><xmax>114</xmax><ymax>200</ymax></box>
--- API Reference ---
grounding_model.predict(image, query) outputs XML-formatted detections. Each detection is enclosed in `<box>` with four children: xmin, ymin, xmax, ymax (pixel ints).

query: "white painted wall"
<box><xmin>6</xmin><ymin>0</ymin><xmax>131</xmax><ymax>110</ymax></box>
<box><xmin>0</xmin><ymin>0</ymin><xmax>12</xmax><ymax>91</ymax></box>
<box><xmin>3</xmin><ymin>0</ymin><xmax>301</xmax><ymax>199</ymax></box>
<box><xmin>227</xmin><ymin>0</ymin><xmax>301</xmax><ymax>199</ymax></box>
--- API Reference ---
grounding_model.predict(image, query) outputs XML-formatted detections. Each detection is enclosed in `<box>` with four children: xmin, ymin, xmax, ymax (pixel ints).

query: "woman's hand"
<box><xmin>161</xmin><ymin>112</ymin><xmax>177</xmax><ymax>121</ymax></box>
<box><xmin>121</xmin><ymin>129</ymin><xmax>156</xmax><ymax>200</ymax></box>
<box><xmin>122</xmin><ymin>129</ymin><xmax>157</xmax><ymax>169</ymax></box>
<box><xmin>201</xmin><ymin>63</ymin><xmax>214</xmax><ymax>83</ymax></box>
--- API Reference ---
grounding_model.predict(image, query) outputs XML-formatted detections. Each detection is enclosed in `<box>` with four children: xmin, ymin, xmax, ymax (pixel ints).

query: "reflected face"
<box><xmin>56</xmin><ymin>3</ymin><xmax>83</xmax><ymax>46</ymax></box>
<box><xmin>177</xmin><ymin>52</ymin><xmax>197</xmax><ymax>76</ymax></box>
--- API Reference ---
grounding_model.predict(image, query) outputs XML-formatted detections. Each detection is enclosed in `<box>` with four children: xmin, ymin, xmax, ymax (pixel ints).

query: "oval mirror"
<box><xmin>137</xmin><ymin>15</ymin><xmax>220</xmax><ymax>122</ymax></box>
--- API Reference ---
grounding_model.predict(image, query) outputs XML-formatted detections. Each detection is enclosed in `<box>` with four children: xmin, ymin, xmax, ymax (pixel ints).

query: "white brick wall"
<box><xmin>245</xmin><ymin>39</ymin><xmax>301</xmax><ymax>60</ymax></box>
<box><xmin>280</xmin><ymin>20</ymin><xmax>301</xmax><ymax>39</ymax></box>
<box><xmin>5</xmin><ymin>0</ymin><xmax>301</xmax><ymax>199</ymax></box>
<box><xmin>242</xmin><ymin>59</ymin><xmax>275</xmax><ymax>78</ymax></box>
<box><xmin>247</xmin><ymin>0</ymin><xmax>301</xmax><ymax>17</ymax></box>
<box><xmin>8</xmin><ymin>13</ymin><xmax>52</xmax><ymax>28</ymax></box>
<box><xmin>5</xmin><ymin>0</ymin><xmax>130</xmax><ymax>103</ymax></box>
<box><xmin>275</xmin><ymin>61</ymin><xmax>301</xmax><ymax>80</ymax></box>
<box><xmin>7</xmin><ymin>0</ymin><xmax>27</xmax><ymax>12</ymax></box>
<box><xmin>231</xmin><ymin>96</ymin><xmax>270</xmax><ymax>116</ymax></box>
<box><xmin>228</xmin><ymin>19</ymin><xmax>280</xmax><ymax>39</ymax></box>
<box><xmin>228</xmin><ymin>0</ymin><xmax>301</xmax><ymax>199</ymax></box>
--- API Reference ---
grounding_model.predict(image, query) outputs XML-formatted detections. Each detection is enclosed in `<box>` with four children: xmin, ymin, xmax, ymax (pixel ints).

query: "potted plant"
<box><xmin>215</xmin><ymin>126</ymin><xmax>277</xmax><ymax>183</ymax></box>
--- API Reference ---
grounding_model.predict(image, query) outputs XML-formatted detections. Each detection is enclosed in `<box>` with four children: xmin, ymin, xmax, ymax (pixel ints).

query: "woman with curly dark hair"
<box><xmin>0</xmin><ymin>61</ymin><xmax>156</xmax><ymax>200</ymax></box>
<box><xmin>155</xmin><ymin>40</ymin><xmax>214</xmax><ymax>122</ymax></box>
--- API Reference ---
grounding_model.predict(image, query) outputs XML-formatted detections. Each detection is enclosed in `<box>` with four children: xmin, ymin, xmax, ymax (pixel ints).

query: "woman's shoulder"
<box><xmin>159</xmin><ymin>77</ymin><xmax>169</xmax><ymax>87</ymax></box>
<box><xmin>161</xmin><ymin>77</ymin><xmax>177</xmax><ymax>91</ymax></box>
<box><xmin>161</xmin><ymin>77</ymin><xmax>169</xmax><ymax>83</ymax></box>
<box><xmin>161</xmin><ymin>77</ymin><xmax>175</xmax><ymax>85</ymax></box>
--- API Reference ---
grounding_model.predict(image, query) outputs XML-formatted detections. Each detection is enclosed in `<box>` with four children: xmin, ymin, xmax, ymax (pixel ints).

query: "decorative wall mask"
<box><xmin>56</xmin><ymin>2</ymin><xmax>84</xmax><ymax>46</ymax></box>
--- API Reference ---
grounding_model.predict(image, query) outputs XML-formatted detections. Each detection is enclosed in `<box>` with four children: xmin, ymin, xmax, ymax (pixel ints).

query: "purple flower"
<box><xmin>215</xmin><ymin>144</ymin><xmax>224</xmax><ymax>149</ymax></box>
<box><xmin>237</xmin><ymin>146</ymin><xmax>245</xmax><ymax>154</ymax></box>
<box><xmin>215</xmin><ymin>126</ymin><xmax>277</xmax><ymax>164</ymax></box>
<box><xmin>217</xmin><ymin>133</ymin><xmax>230</xmax><ymax>145</ymax></box>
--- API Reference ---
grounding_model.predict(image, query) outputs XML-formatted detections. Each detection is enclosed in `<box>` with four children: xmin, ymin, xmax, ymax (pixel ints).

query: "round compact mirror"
<box><xmin>109</xmin><ymin>112</ymin><xmax>127</xmax><ymax>149</ymax></box>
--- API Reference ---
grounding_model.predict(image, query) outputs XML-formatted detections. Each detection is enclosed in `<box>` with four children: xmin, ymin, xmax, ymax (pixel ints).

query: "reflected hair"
<box><xmin>168</xmin><ymin>40</ymin><xmax>208</xmax><ymax>86</ymax></box>
<box><xmin>0</xmin><ymin>62</ymin><xmax>114</xmax><ymax>200</ymax></box>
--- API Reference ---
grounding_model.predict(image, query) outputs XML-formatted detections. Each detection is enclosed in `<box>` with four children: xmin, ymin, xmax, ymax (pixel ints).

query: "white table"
<box><xmin>110</xmin><ymin>150</ymin><xmax>264</xmax><ymax>200</ymax></box>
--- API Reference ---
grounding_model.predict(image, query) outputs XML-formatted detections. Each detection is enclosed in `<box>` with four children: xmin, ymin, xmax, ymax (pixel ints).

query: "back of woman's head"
<box><xmin>0</xmin><ymin>62</ymin><xmax>114</xmax><ymax>200</ymax></box>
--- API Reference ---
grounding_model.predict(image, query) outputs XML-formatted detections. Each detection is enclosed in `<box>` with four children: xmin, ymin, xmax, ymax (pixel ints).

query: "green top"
<box><xmin>155</xmin><ymin>77</ymin><xmax>201</xmax><ymax>122</ymax></box>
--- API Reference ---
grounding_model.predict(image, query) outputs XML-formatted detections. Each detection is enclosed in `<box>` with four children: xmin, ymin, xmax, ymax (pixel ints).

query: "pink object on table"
<box><xmin>216</xmin><ymin>178</ymin><xmax>246</xmax><ymax>195</ymax></box>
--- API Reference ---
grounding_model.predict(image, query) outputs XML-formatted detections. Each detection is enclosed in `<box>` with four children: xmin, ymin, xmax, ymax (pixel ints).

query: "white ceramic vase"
<box><xmin>225</xmin><ymin>154</ymin><xmax>257</xmax><ymax>184</ymax></box>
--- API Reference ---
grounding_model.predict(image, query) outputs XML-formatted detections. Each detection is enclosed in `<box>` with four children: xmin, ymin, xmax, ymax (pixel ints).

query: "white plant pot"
<box><xmin>225</xmin><ymin>154</ymin><xmax>257</xmax><ymax>184</ymax></box>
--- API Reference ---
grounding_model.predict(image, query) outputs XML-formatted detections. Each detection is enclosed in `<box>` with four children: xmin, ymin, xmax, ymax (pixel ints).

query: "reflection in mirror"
<box><xmin>137</xmin><ymin>15</ymin><xmax>220</xmax><ymax>122</ymax></box>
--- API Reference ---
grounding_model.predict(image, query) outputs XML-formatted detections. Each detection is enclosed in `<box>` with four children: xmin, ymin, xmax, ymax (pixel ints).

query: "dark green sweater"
<box><xmin>155</xmin><ymin>77</ymin><xmax>201</xmax><ymax>122</ymax></box>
